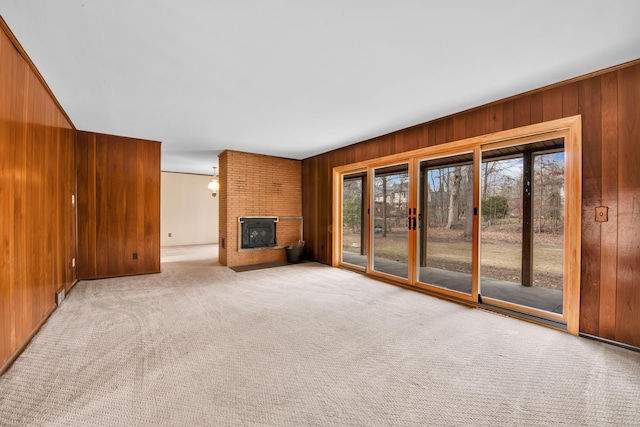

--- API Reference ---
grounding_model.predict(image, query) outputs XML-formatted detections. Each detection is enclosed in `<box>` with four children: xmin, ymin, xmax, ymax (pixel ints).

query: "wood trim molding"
<box><xmin>0</xmin><ymin>16</ymin><xmax>75</xmax><ymax>129</ymax></box>
<box><xmin>564</xmin><ymin>116</ymin><xmax>583</xmax><ymax>335</ymax></box>
<box><xmin>332</xmin><ymin>168</ymin><xmax>341</xmax><ymax>267</ymax></box>
<box><xmin>471</xmin><ymin>146</ymin><xmax>482</xmax><ymax>303</ymax></box>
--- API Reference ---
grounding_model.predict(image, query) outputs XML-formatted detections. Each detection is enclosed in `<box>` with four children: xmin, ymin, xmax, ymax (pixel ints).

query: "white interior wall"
<box><xmin>161</xmin><ymin>172</ymin><xmax>218</xmax><ymax>246</ymax></box>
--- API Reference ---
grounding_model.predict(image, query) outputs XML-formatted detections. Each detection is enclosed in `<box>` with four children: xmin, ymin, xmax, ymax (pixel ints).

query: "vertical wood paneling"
<box><xmin>95</xmin><ymin>134</ymin><xmax>109</xmax><ymax>277</ymax></box>
<box><xmin>615</xmin><ymin>66</ymin><xmax>640</xmax><ymax>347</ymax></box>
<box><xmin>562</xmin><ymin>83</ymin><xmax>580</xmax><ymax>117</ymax></box>
<box><xmin>433</xmin><ymin>118</ymin><xmax>452</xmax><ymax>145</ymax></box>
<box><xmin>142</xmin><ymin>140</ymin><xmax>161</xmax><ymax>273</ymax></box>
<box><xmin>542</xmin><ymin>87</ymin><xmax>563</xmax><ymax>122</ymax></box>
<box><xmin>318</xmin><ymin>154</ymin><xmax>331</xmax><ymax>262</ymax></box>
<box><xmin>76</xmin><ymin>132</ymin><xmax>161</xmax><ymax>279</ymax></box>
<box><xmin>76</xmin><ymin>132</ymin><xmax>91</xmax><ymax>278</ymax></box>
<box><xmin>578</xmin><ymin>76</ymin><xmax>603</xmax><ymax>335</ymax></box>
<box><xmin>530</xmin><ymin>92</ymin><xmax>543</xmax><ymax>124</ymax></box>
<box><xmin>403</xmin><ymin>127</ymin><xmax>420</xmax><ymax>152</ymax></box>
<box><xmin>1</xmin><ymin>22</ymin><xmax>75</xmax><ymax>371</ymax></box>
<box><xmin>417</xmin><ymin>125</ymin><xmax>428</xmax><ymax>149</ymax></box>
<box><xmin>465</xmin><ymin>109</ymin><xmax>487</xmax><ymax>139</ymax></box>
<box><xmin>452</xmin><ymin>115</ymin><xmax>466</xmax><ymax>141</ymax></box>
<box><xmin>513</xmin><ymin>95</ymin><xmax>532</xmax><ymax>128</ymax></box>
<box><xmin>61</xmin><ymin>125</ymin><xmax>75</xmax><ymax>292</ymax></box>
<box><xmin>106</xmin><ymin>138</ymin><xmax>128</xmax><ymax>275</ymax></box>
<box><xmin>12</xmin><ymin>54</ymin><xmax>28</xmax><ymax>346</ymax></box>
<box><xmin>502</xmin><ymin>100</ymin><xmax>514</xmax><ymax>130</ymax></box>
<box><xmin>599</xmin><ymin>73</ymin><xmax>618</xmax><ymax>339</ymax></box>
<box><xmin>302</xmin><ymin>61</ymin><xmax>640</xmax><ymax>348</ymax></box>
<box><xmin>0</xmin><ymin>28</ymin><xmax>14</xmax><ymax>363</ymax></box>
<box><xmin>487</xmin><ymin>105</ymin><xmax>503</xmax><ymax>134</ymax></box>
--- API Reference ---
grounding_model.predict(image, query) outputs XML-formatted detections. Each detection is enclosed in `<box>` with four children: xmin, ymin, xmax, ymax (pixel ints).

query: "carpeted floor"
<box><xmin>1</xmin><ymin>245</ymin><xmax>639</xmax><ymax>426</ymax></box>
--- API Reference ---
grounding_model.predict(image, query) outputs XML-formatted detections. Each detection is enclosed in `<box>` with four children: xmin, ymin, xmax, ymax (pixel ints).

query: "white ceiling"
<box><xmin>2</xmin><ymin>1</ymin><xmax>639</xmax><ymax>175</ymax></box>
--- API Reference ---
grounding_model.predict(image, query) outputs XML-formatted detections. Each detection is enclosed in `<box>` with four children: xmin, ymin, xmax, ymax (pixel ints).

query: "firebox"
<box><xmin>239</xmin><ymin>217</ymin><xmax>278</xmax><ymax>249</ymax></box>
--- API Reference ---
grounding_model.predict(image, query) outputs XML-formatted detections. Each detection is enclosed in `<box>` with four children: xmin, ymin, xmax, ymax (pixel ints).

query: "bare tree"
<box><xmin>446</xmin><ymin>167</ymin><xmax>462</xmax><ymax>229</ymax></box>
<box><xmin>534</xmin><ymin>154</ymin><xmax>564</xmax><ymax>234</ymax></box>
<box><xmin>381</xmin><ymin>175</ymin><xmax>387</xmax><ymax>237</ymax></box>
<box><xmin>463</xmin><ymin>167</ymin><xmax>474</xmax><ymax>238</ymax></box>
<box><xmin>482</xmin><ymin>161</ymin><xmax>496</xmax><ymax>201</ymax></box>
<box><xmin>397</xmin><ymin>174</ymin><xmax>408</xmax><ymax>229</ymax></box>
<box><xmin>437</xmin><ymin>170</ymin><xmax>444</xmax><ymax>226</ymax></box>
<box><xmin>429</xmin><ymin>169</ymin><xmax>445</xmax><ymax>227</ymax></box>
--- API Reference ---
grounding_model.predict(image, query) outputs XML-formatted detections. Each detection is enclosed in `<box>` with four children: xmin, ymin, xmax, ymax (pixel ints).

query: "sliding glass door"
<box><xmin>480</xmin><ymin>139</ymin><xmax>565</xmax><ymax>316</ymax></box>
<box><xmin>341</xmin><ymin>172</ymin><xmax>367</xmax><ymax>269</ymax></box>
<box><xmin>417</xmin><ymin>154</ymin><xmax>474</xmax><ymax>298</ymax></box>
<box><xmin>371</xmin><ymin>164</ymin><xmax>410</xmax><ymax>280</ymax></box>
<box><xmin>334</xmin><ymin>117</ymin><xmax>580</xmax><ymax>333</ymax></box>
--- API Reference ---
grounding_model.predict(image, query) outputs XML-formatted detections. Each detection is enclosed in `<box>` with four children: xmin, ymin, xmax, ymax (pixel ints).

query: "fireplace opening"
<box><xmin>240</xmin><ymin>217</ymin><xmax>278</xmax><ymax>249</ymax></box>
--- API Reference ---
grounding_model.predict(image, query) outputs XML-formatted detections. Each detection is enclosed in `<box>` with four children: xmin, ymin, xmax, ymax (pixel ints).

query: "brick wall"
<box><xmin>219</xmin><ymin>150</ymin><xmax>302</xmax><ymax>267</ymax></box>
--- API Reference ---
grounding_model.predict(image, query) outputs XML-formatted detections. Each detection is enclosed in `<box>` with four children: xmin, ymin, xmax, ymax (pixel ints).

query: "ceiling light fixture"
<box><xmin>207</xmin><ymin>166</ymin><xmax>219</xmax><ymax>197</ymax></box>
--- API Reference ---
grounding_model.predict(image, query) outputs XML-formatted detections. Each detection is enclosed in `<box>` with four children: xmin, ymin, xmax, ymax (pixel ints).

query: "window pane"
<box><xmin>480</xmin><ymin>141</ymin><xmax>564</xmax><ymax>315</ymax></box>
<box><xmin>372</xmin><ymin>166</ymin><xmax>409</xmax><ymax>279</ymax></box>
<box><xmin>532</xmin><ymin>152</ymin><xmax>564</xmax><ymax>296</ymax></box>
<box><xmin>342</xmin><ymin>175</ymin><xmax>366</xmax><ymax>268</ymax></box>
<box><xmin>419</xmin><ymin>159</ymin><xmax>473</xmax><ymax>294</ymax></box>
<box><xmin>480</xmin><ymin>156</ymin><xmax>523</xmax><ymax>288</ymax></box>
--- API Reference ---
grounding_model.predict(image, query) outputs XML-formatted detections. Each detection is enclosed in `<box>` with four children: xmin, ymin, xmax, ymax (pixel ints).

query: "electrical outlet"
<box><xmin>595</xmin><ymin>206</ymin><xmax>608</xmax><ymax>222</ymax></box>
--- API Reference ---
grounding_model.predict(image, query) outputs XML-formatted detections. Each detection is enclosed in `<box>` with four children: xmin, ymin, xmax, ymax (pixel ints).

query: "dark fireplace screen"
<box><xmin>240</xmin><ymin>217</ymin><xmax>277</xmax><ymax>249</ymax></box>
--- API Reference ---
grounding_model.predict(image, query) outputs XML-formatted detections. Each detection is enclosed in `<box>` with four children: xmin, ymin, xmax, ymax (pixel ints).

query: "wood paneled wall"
<box><xmin>76</xmin><ymin>131</ymin><xmax>161</xmax><ymax>279</ymax></box>
<box><xmin>302</xmin><ymin>61</ymin><xmax>640</xmax><ymax>348</ymax></box>
<box><xmin>1</xmin><ymin>21</ymin><xmax>76</xmax><ymax>371</ymax></box>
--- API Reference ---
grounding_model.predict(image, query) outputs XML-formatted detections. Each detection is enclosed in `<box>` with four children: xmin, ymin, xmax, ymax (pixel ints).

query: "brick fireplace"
<box><xmin>218</xmin><ymin>150</ymin><xmax>302</xmax><ymax>267</ymax></box>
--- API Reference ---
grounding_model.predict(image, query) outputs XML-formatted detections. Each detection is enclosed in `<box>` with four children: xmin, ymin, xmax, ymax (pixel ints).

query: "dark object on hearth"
<box><xmin>285</xmin><ymin>240</ymin><xmax>305</xmax><ymax>263</ymax></box>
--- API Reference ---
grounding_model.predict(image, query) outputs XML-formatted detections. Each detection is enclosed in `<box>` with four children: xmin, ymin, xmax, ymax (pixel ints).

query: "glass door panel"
<box><xmin>418</xmin><ymin>155</ymin><xmax>474</xmax><ymax>295</ymax></box>
<box><xmin>341</xmin><ymin>173</ymin><xmax>367</xmax><ymax>268</ymax></box>
<box><xmin>371</xmin><ymin>164</ymin><xmax>409</xmax><ymax>279</ymax></box>
<box><xmin>480</xmin><ymin>139</ymin><xmax>565</xmax><ymax>315</ymax></box>
<box><xmin>479</xmin><ymin>155</ymin><xmax>524</xmax><ymax>302</ymax></box>
<box><xmin>532</xmin><ymin>151</ymin><xmax>565</xmax><ymax>308</ymax></box>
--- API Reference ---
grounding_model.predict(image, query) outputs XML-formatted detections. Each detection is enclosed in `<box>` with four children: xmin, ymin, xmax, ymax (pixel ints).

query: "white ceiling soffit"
<box><xmin>1</xmin><ymin>1</ymin><xmax>639</xmax><ymax>175</ymax></box>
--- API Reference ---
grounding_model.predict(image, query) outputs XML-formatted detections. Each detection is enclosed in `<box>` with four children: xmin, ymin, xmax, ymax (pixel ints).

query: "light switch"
<box><xmin>595</xmin><ymin>206</ymin><xmax>608</xmax><ymax>222</ymax></box>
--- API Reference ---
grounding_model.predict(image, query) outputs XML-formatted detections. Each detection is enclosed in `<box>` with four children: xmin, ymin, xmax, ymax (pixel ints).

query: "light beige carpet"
<box><xmin>1</xmin><ymin>245</ymin><xmax>639</xmax><ymax>426</ymax></box>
